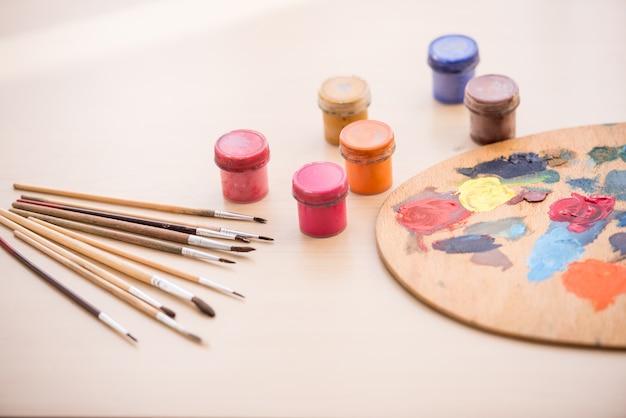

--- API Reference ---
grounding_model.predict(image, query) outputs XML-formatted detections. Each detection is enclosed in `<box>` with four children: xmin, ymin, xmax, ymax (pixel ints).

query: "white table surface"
<box><xmin>1</xmin><ymin>1</ymin><xmax>625</xmax><ymax>417</ymax></box>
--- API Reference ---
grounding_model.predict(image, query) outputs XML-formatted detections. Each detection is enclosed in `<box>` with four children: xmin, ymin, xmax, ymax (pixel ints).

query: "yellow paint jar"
<box><xmin>339</xmin><ymin>119</ymin><xmax>395</xmax><ymax>195</ymax></box>
<box><xmin>318</xmin><ymin>76</ymin><xmax>371</xmax><ymax>145</ymax></box>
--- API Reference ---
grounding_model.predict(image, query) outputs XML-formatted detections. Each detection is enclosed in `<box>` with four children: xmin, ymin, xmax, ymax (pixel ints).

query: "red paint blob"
<box><xmin>548</xmin><ymin>193</ymin><xmax>615</xmax><ymax>233</ymax></box>
<box><xmin>562</xmin><ymin>259</ymin><xmax>626</xmax><ymax>311</ymax></box>
<box><xmin>396</xmin><ymin>197</ymin><xmax>471</xmax><ymax>234</ymax></box>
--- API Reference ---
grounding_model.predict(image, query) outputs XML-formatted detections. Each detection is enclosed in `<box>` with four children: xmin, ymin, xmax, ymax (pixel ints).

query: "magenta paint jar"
<box><xmin>292</xmin><ymin>161</ymin><xmax>349</xmax><ymax>238</ymax></box>
<box><xmin>214</xmin><ymin>129</ymin><xmax>270</xmax><ymax>203</ymax></box>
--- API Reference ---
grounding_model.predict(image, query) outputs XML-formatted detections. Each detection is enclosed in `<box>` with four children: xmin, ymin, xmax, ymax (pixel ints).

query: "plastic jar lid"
<box><xmin>318</xmin><ymin>76</ymin><xmax>371</xmax><ymax>116</ymax></box>
<box><xmin>464</xmin><ymin>74</ymin><xmax>520</xmax><ymax>115</ymax></box>
<box><xmin>428</xmin><ymin>34</ymin><xmax>479</xmax><ymax>73</ymax></box>
<box><xmin>339</xmin><ymin>120</ymin><xmax>395</xmax><ymax>164</ymax></box>
<box><xmin>214</xmin><ymin>129</ymin><xmax>270</xmax><ymax>172</ymax></box>
<box><xmin>292</xmin><ymin>161</ymin><xmax>349</xmax><ymax>206</ymax></box>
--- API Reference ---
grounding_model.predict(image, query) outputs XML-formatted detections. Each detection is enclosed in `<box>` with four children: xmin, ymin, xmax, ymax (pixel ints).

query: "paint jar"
<box><xmin>339</xmin><ymin>119</ymin><xmax>395</xmax><ymax>195</ymax></box>
<box><xmin>292</xmin><ymin>161</ymin><xmax>349</xmax><ymax>238</ymax></box>
<box><xmin>318</xmin><ymin>76</ymin><xmax>371</xmax><ymax>145</ymax></box>
<box><xmin>464</xmin><ymin>74</ymin><xmax>520</xmax><ymax>145</ymax></box>
<box><xmin>428</xmin><ymin>34</ymin><xmax>479</xmax><ymax>104</ymax></box>
<box><xmin>214</xmin><ymin>129</ymin><xmax>270</xmax><ymax>203</ymax></box>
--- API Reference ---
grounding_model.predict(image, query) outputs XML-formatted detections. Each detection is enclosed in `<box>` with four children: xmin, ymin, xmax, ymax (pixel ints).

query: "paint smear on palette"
<box><xmin>394</xmin><ymin>188</ymin><xmax>472</xmax><ymax>252</ymax></box>
<box><xmin>609</xmin><ymin>232</ymin><xmax>626</xmax><ymax>256</ymax></box>
<box><xmin>457</xmin><ymin>177</ymin><xmax>516</xmax><ymax>212</ymax></box>
<box><xmin>432</xmin><ymin>235</ymin><xmax>512</xmax><ymax>270</ymax></box>
<box><xmin>604</xmin><ymin>170</ymin><xmax>626</xmax><ymax>200</ymax></box>
<box><xmin>562</xmin><ymin>259</ymin><xmax>626</xmax><ymax>311</ymax></box>
<box><xmin>618</xmin><ymin>212</ymin><xmax>626</xmax><ymax>227</ymax></box>
<box><xmin>567</xmin><ymin>177</ymin><xmax>598</xmax><ymax>194</ymax></box>
<box><xmin>543</xmin><ymin>148</ymin><xmax>575</xmax><ymax>167</ymax></box>
<box><xmin>588</xmin><ymin>145</ymin><xmax>626</xmax><ymax>165</ymax></box>
<box><xmin>465</xmin><ymin>217</ymin><xmax>527</xmax><ymax>240</ymax></box>
<box><xmin>507</xmin><ymin>190</ymin><xmax>550</xmax><ymax>205</ymax></box>
<box><xmin>457</xmin><ymin>152</ymin><xmax>548</xmax><ymax>179</ymax></box>
<box><xmin>548</xmin><ymin>193</ymin><xmax>615</xmax><ymax>233</ymax></box>
<box><xmin>527</xmin><ymin>220</ymin><xmax>608</xmax><ymax>282</ymax></box>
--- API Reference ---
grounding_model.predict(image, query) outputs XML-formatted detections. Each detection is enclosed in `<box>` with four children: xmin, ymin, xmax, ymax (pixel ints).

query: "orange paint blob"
<box><xmin>562</xmin><ymin>259</ymin><xmax>626</xmax><ymax>311</ymax></box>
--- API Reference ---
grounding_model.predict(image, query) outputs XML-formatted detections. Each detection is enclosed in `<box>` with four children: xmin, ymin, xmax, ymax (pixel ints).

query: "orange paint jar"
<box><xmin>339</xmin><ymin>119</ymin><xmax>395</xmax><ymax>195</ymax></box>
<box><xmin>318</xmin><ymin>76</ymin><xmax>371</xmax><ymax>145</ymax></box>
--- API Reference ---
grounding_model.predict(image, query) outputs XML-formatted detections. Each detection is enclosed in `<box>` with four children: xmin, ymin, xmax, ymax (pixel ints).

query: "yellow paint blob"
<box><xmin>458</xmin><ymin>177</ymin><xmax>516</xmax><ymax>212</ymax></box>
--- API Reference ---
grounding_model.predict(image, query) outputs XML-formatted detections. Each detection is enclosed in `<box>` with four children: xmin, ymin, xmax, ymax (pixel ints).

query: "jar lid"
<box><xmin>214</xmin><ymin>129</ymin><xmax>270</xmax><ymax>172</ymax></box>
<box><xmin>339</xmin><ymin>120</ymin><xmax>395</xmax><ymax>163</ymax></box>
<box><xmin>464</xmin><ymin>74</ymin><xmax>520</xmax><ymax>115</ymax></box>
<box><xmin>428</xmin><ymin>34</ymin><xmax>479</xmax><ymax>73</ymax></box>
<box><xmin>292</xmin><ymin>161</ymin><xmax>349</xmax><ymax>206</ymax></box>
<box><xmin>318</xmin><ymin>76</ymin><xmax>371</xmax><ymax>115</ymax></box>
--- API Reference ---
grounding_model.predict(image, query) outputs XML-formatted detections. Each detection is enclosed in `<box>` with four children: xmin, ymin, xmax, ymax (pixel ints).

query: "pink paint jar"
<box><xmin>214</xmin><ymin>129</ymin><xmax>270</xmax><ymax>203</ymax></box>
<box><xmin>292</xmin><ymin>161</ymin><xmax>349</xmax><ymax>238</ymax></box>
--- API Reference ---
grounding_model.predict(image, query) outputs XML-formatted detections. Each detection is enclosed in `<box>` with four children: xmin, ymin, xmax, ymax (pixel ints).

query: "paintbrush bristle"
<box><xmin>160</xmin><ymin>306</ymin><xmax>176</xmax><ymax>318</ymax></box>
<box><xmin>232</xmin><ymin>246</ymin><xmax>255</xmax><ymax>252</ymax></box>
<box><xmin>253</xmin><ymin>217</ymin><xmax>267</xmax><ymax>223</ymax></box>
<box><xmin>191</xmin><ymin>296</ymin><xmax>215</xmax><ymax>317</ymax></box>
<box><xmin>219</xmin><ymin>258</ymin><xmax>236</xmax><ymax>264</ymax></box>
<box><xmin>127</xmin><ymin>333</ymin><xmax>139</xmax><ymax>342</ymax></box>
<box><xmin>233</xmin><ymin>291</ymin><xmax>245</xmax><ymax>298</ymax></box>
<box><xmin>258</xmin><ymin>235</ymin><xmax>274</xmax><ymax>241</ymax></box>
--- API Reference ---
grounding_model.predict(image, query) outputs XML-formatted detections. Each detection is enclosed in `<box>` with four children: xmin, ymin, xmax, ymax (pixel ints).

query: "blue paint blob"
<box><xmin>609</xmin><ymin>232</ymin><xmax>626</xmax><ymax>256</ymax></box>
<box><xmin>526</xmin><ymin>220</ymin><xmax>608</xmax><ymax>282</ymax></box>
<box><xmin>566</xmin><ymin>177</ymin><xmax>597</xmax><ymax>193</ymax></box>
<box><xmin>465</xmin><ymin>217</ymin><xmax>527</xmax><ymax>240</ymax></box>
<box><xmin>588</xmin><ymin>146</ymin><xmax>619</xmax><ymax>164</ymax></box>
<box><xmin>617</xmin><ymin>211</ymin><xmax>626</xmax><ymax>227</ymax></box>
<box><xmin>527</xmin><ymin>227</ymin><xmax>584</xmax><ymax>282</ymax></box>
<box><xmin>603</xmin><ymin>170</ymin><xmax>626</xmax><ymax>201</ymax></box>
<box><xmin>457</xmin><ymin>152</ymin><xmax>548</xmax><ymax>179</ymax></box>
<box><xmin>432</xmin><ymin>234</ymin><xmax>500</xmax><ymax>253</ymax></box>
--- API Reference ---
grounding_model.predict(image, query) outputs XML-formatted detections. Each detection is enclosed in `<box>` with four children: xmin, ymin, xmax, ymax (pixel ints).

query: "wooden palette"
<box><xmin>376</xmin><ymin>123</ymin><xmax>626</xmax><ymax>348</ymax></box>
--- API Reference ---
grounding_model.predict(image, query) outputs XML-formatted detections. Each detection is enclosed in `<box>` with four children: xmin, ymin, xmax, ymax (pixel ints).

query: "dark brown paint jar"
<box><xmin>464</xmin><ymin>74</ymin><xmax>520</xmax><ymax>145</ymax></box>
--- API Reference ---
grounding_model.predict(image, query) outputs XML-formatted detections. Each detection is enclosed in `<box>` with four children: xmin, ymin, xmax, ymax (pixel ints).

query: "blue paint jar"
<box><xmin>427</xmin><ymin>34</ymin><xmax>479</xmax><ymax>104</ymax></box>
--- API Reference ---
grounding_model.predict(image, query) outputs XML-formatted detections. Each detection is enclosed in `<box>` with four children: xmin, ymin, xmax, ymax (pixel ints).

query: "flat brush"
<box><xmin>0</xmin><ymin>213</ymin><xmax>176</xmax><ymax>318</ymax></box>
<box><xmin>0</xmin><ymin>209</ymin><xmax>215</xmax><ymax>317</ymax></box>
<box><xmin>11</xmin><ymin>208</ymin><xmax>236</xmax><ymax>265</ymax></box>
<box><xmin>14</xmin><ymin>183</ymin><xmax>267</xmax><ymax>223</ymax></box>
<box><xmin>29</xmin><ymin>217</ymin><xmax>245</xmax><ymax>299</ymax></box>
<box><xmin>13</xmin><ymin>201</ymin><xmax>255</xmax><ymax>253</ymax></box>
<box><xmin>19</xmin><ymin>197</ymin><xmax>247</xmax><ymax>242</ymax></box>
<box><xmin>0</xmin><ymin>235</ymin><xmax>137</xmax><ymax>343</ymax></box>
<box><xmin>21</xmin><ymin>195</ymin><xmax>273</xmax><ymax>242</ymax></box>
<box><xmin>14</xmin><ymin>231</ymin><xmax>203</xmax><ymax>343</ymax></box>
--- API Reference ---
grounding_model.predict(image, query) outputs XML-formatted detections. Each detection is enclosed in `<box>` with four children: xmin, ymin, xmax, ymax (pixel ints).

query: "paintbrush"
<box><xmin>13</xmin><ymin>230</ymin><xmax>203</xmax><ymax>343</ymax></box>
<box><xmin>12</xmin><ymin>201</ymin><xmax>255</xmax><ymax>253</ymax></box>
<box><xmin>0</xmin><ymin>209</ymin><xmax>216</xmax><ymax>317</ymax></box>
<box><xmin>20</xmin><ymin>195</ymin><xmax>274</xmax><ymax>242</ymax></box>
<box><xmin>0</xmin><ymin>235</ymin><xmax>137</xmax><ymax>343</ymax></box>
<box><xmin>11</xmin><ymin>208</ymin><xmax>237</xmax><ymax>265</ymax></box>
<box><xmin>0</xmin><ymin>212</ymin><xmax>176</xmax><ymax>318</ymax></box>
<box><xmin>14</xmin><ymin>183</ymin><xmax>267</xmax><ymax>223</ymax></box>
<box><xmin>26</xmin><ymin>215</ymin><xmax>245</xmax><ymax>298</ymax></box>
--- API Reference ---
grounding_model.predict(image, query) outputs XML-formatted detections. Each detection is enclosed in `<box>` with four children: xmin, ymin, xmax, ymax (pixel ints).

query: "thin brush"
<box><xmin>27</xmin><ymin>216</ymin><xmax>245</xmax><ymax>299</ymax></box>
<box><xmin>18</xmin><ymin>198</ymin><xmax>248</xmax><ymax>242</ymax></box>
<box><xmin>14</xmin><ymin>183</ymin><xmax>267</xmax><ymax>223</ymax></box>
<box><xmin>0</xmin><ymin>212</ymin><xmax>176</xmax><ymax>318</ymax></box>
<box><xmin>12</xmin><ymin>201</ymin><xmax>255</xmax><ymax>253</ymax></box>
<box><xmin>0</xmin><ymin>209</ymin><xmax>215</xmax><ymax>317</ymax></box>
<box><xmin>0</xmin><ymin>235</ymin><xmax>137</xmax><ymax>343</ymax></box>
<box><xmin>14</xmin><ymin>231</ymin><xmax>203</xmax><ymax>343</ymax></box>
<box><xmin>20</xmin><ymin>195</ymin><xmax>272</xmax><ymax>241</ymax></box>
<box><xmin>11</xmin><ymin>208</ymin><xmax>236</xmax><ymax>264</ymax></box>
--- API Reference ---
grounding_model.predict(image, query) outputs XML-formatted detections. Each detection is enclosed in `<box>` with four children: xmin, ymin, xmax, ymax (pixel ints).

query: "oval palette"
<box><xmin>375</xmin><ymin>123</ymin><xmax>626</xmax><ymax>348</ymax></box>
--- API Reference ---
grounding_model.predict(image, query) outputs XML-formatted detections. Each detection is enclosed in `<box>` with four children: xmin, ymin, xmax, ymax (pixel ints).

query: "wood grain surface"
<box><xmin>376</xmin><ymin>123</ymin><xmax>626</xmax><ymax>348</ymax></box>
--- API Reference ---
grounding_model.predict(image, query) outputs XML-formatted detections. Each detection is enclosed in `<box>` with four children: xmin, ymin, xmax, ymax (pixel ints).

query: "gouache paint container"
<box><xmin>339</xmin><ymin>119</ymin><xmax>395</xmax><ymax>195</ymax></box>
<box><xmin>464</xmin><ymin>74</ymin><xmax>520</xmax><ymax>145</ymax></box>
<box><xmin>428</xmin><ymin>34</ymin><xmax>479</xmax><ymax>104</ymax></box>
<box><xmin>318</xmin><ymin>76</ymin><xmax>371</xmax><ymax>145</ymax></box>
<box><xmin>292</xmin><ymin>161</ymin><xmax>349</xmax><ymax>238</ymax></box>
<box><xmin>214</xmin><ymin>129</ymin><xmax>270</xmax><ymax>203</ymax></box>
